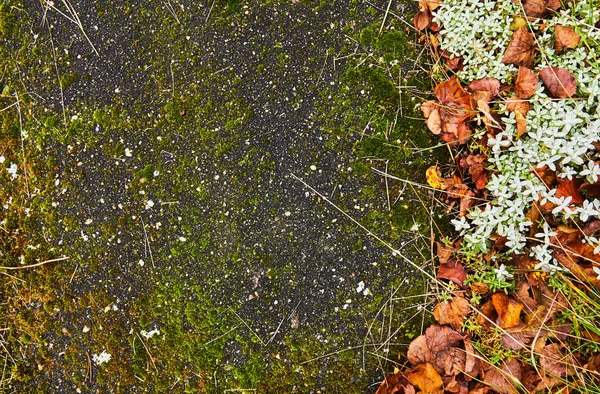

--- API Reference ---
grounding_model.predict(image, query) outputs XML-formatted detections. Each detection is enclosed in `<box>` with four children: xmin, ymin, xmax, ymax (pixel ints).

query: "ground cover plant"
<box><xmin>377</xmin><ymin>0</ymin><xmax>600</xmax><ymax>392</ymax></box>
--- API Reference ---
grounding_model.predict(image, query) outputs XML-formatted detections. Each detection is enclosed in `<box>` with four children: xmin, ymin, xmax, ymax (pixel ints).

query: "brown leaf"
<box><xmin>407</xmin><ymin>335</ymin><xmax>430</xmax><ymax>365</ymax></box>
<box><xmin>522</xmin><ymin>0</ymin><xmax>561</xmax><ymax>18</ymax></box>
<box><xmin>425</xmin><ymin>325</ymin><xmax>466</xmax><ymax>375</ymax></box>
<box><xmin>407</xmin><ymin>363</ymin><xmax>444</xmax><ymax>394</ymax></box>
<box><xmin>555</xmin><ymin>176</ymin><xmax>584</xmax><ymax>204</ymax></box>
<box><xmin>540</xmin><ymin>343</ymin><xmax>574</xmax><ymax>378</ymax></box>
<box><xmin>463</xmin><ymin>338</ymin><xmax>483</xmax><ymax>378</ymax></box>
<box><xmin>459</xmin><ymin>190</ymin><xmax>476</xmax><ymax>217</ymax></box>
<box><xmin>413</xmin><ymin>10</ymin><xmax>431</xmax><ymax>31</ymax></box>
<box><xmin>555</xmin><ymin>25</ymin><xmax>581</xmax><ymax>54</ymax></box>
<box><xmin>426</xmin><ymin>107</ymin><xmax>442</xmax><ymax>135</ymax></box>
<box><xmin>483</xmin><ymin>358</ymin><xmax>522</xmax><ymax>394</ymax></box>
<box><xmin>514</xmin><ymin>282</ymin><xmax>538</xmax><ymax>312</ymax></box>
<box><xmin>464</xmin><ymin>154</ymin><xmax>488</xmax><ymax>190</ymax></box>
<box><xmin>501</xmin><ymin>27</ymin><xmax>536</xmax><ymax>68</ymax></box>
<box><xmin>467</xmin><ymin>78</ymin><xmax>501</xmax><ymax>99</ymax></box>
<box><xmin>539</xmin><ymin>67</ymin><xmax>577</xmax><ymax>98</ymax></box>
<box><xmin>437</xmin><ymin>258</ymin><xmax>467</xmax><ymax>286</ymax></box>
<box><xmin>446</xmin><ymin>56</ymin><xmax>463</xmax><ymax>71</ymax></box>
<box><xmin>376</xmin><ymin>370</ymin><xmax>415</xmax><ymax>394</ymax></box>
<box><xmin>492</xmin><ymin>293</ymin><xmax>524</xmax><ymax>329</ymax></box>
<box><xmin>435</xmin><ymin>76</ymin><xmax>474</xmax><ymax>125</ymax></box>
<box><xmin>421</xmin><ymin>100</ymin><xmax>437</xmax><ymax>118</ymax></box>
<box><xmin>433</xmin><ymin>296</ymin><xmax>471</xmax><ymax>330</ymax></box>
<box><xmin>514</xmin><ymin>67</ymin><xmax>538</xmax><ymax>99</ymax></box>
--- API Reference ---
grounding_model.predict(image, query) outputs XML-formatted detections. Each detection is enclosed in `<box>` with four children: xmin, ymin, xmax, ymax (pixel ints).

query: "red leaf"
<box><xmin>539</xmin><ymin>67</ymin><xmax>577</xmax><ymax>98</ymax></box>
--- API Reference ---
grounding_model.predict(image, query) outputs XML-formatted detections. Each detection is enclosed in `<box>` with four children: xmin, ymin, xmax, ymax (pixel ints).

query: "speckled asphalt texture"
<box><xmin>2</xmin><ymin>0</ymin><xmax>432</xmax><ymax>391</ymax></box>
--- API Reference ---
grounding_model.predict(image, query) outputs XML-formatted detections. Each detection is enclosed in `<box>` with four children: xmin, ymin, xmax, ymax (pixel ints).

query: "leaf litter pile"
<box><xmin>378</xmin><ymin>0</ymin><xmax>600</xmax><ymax>392</ymax></box>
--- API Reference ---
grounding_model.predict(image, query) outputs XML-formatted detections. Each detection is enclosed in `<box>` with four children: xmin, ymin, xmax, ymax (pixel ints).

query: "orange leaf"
<box><xmin>539</xmin><ymin>67</ymin><xmax>577</xmax><ymax>98</ymax></box>
<box><xmin>555</xmin><ymin>176</ymin><xmax>584</xmax><ymax>205</ymax></box>
<box><xmin>514</xmin><ymin>67</ymin><xmax>538</xmax><ymax>99</ymax></box>
<box><xmin>505</xmin><ymin>96</ymin><xmax>530</xmax><ymax>139</ymax></box>
<box><xmin>555</xmin><ymin>25</ymin><xmax>581</xmax><ymax>54</ymax></box>
<box><xmin>419</xmin><ymin>0</ymin><xmax>440</xmax><ymax>12</ymax></box>
<box><xmin>501</xmin><ymin>27</ymin><xmax>536</xmax><ymax>68</ymax></box>
<box><xmin>435</xmin><ymin>76</ymin><xmax>474</xmax><ymax>124</ymax></box>
<box><xmin>433</xmin><ymin>296</ymin><xmax>471</xmax><ymax>330</ymax></box>
<box><xmin>407</xmin><ymin>364</ymin><xmax>443</xmax><ymax>394</ymax></box>
<box><xmin>492</xmin><ymin>293</ymin><xmax>524</xmax><ymax>329</ymax></box>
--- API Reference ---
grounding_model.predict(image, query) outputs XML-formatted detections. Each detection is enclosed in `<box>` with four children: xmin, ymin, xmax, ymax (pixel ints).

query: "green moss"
<box><xmin>0</xmin><ymin>4</ymin><xmax>16</xmax><ymax>37</ymax></box>
<box><xmin>60</xmin><ymin>72</ymin><xmax>79</xmax><ymax>89</ymax></box>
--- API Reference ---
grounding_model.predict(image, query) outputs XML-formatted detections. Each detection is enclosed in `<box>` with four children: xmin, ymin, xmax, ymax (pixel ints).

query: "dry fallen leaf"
<box><xmin>426</xmin><ymin>166</ymin><xmax>446</xmax><ymax>190</ymax></box>
<box><xmin>514</xmin><ymin>67</ymin><xmax>538</xmax><ymax>99</ymax></box>
<box><xmin>407</xmin><ymin>335</ymin><xmax>430</xmax><ymax>365</ymax></box>
<box><xmin>419</xmin><ymin>0</ymin><xmax>440</xmax><ymax>12</ymax></box>
<box><xmin>435</xmin><ymin>76</ymin><xmax>474</xmax><ymax>125</ymax></box>
<box><xmin>467</xmin><ymin>77</ymin><xmax>501</xmax><ymax>99</ymax></box>
<box><xmin>483</xmin><ymin>358</ymin><xmax>522</xmax><ymax>394</ymax></box>
<box><xmin>407</xmin><ymin>363</ymin><xmax>444</xmax><ymax>394</ymax></box>
<box><xmin>539</xmin><ymin>67</ymin><xmax>577</xmax><ymax>98</ymax></box>
<box><xmin>505</xmin><ymin>96</ymin><xmax>531</xmax><ymax>139</ymax></box>
<box><xmin>540</xmin><ymin>343</ymin><xmax>574</xmax><ymax>378</ymax></box>
<box><xmin>426</xmin><ymin>107</ymin><xmax>442</xmax><ymax>134</ymax></box>
<box><xmin>521</xmin><ymin>0</ymin><xmax>561</xmax><ymax>18</ymax></box>
<box><xmin>376</xmin><ymin>370</ymin><xmax>416</xmax><ymax>394</ymax></box>
<box><xmin>492</xmin><ymin>292</ymin><xmax>524</xmax><ymax>329</ymax></box>
<box><xmin>433</xmin><ymin>296</ymin><xmax>471</xmax><ymax>331</ymax></box>
<box><xmin>425</xmin><ymin>325</ymin><xmax>466</xmax><ymax>376</ymax></box>
<box><xmin>437</xmin><ymin>258</ymin><xmax>468</xmax><ymax>286</ymax></box>
<box><xmin>555</xmin><ymin>25</ymin><xmax>581</xmax><ymax>54</ymax></box>
<box><xmin>501</xmin><ymin>27</ymin><xmax>536</xmax><ymax>68</ymax></box>
<box><xmin>413</xmin><ymin>10</ymin><xmax>432</xmax><ymax>31</ymax></box>
<box><xmin>555</xmin><ymin>176</ymin><xmax>584</xmax><ymax>205</ymax></box>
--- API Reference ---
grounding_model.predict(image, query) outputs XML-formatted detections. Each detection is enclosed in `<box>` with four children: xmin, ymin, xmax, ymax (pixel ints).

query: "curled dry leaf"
<box><xmin>433</xmin><ymin>296</ymin><xmax>471</xmax><ymax>331</ymax></box>
<box><xmin>426</xmin><ymin>108</ymin><xmax>442</xmax><ymax>134</ymax></box>
<box><xmin>539</xmin><ymin>67</ymin><xmax>577</xmax><ymax>98</ymax></box>
<box><xmin>555</xmin><ymin>25</ymin><xmax>581</xmax><ymax>54</ymax></box>
<box><xmin>407</xmin><ymin>363</ymin><xmax>444</xmax><ymax>394</ymax></box>
<box><xmin>501</xmin><ymin>27</ymin><xmax>536</xmax><ymax>69</ymax></box>
<box><xmin>467</xmin><ymin>77</ymin><xmax>501</xmax><ymax>99</ymax></box>
<box><xmin>492</xmin><ymin>292</ymin><xmax>524</xmax><ymax>329</ymax></box>
<box><xmin>426</xmin><ymin>325</ymin><xmax>466</xmax><ymax>376</ymax></box>
<box><xmin>514</xmin><ymin>67</ymin><xmax>538</xmax><ymax>99</ymax></box>
<box><xmin>413</xmin><ymin>10</ymin><xmax>432</xmax><ymax>31</ymax></box>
